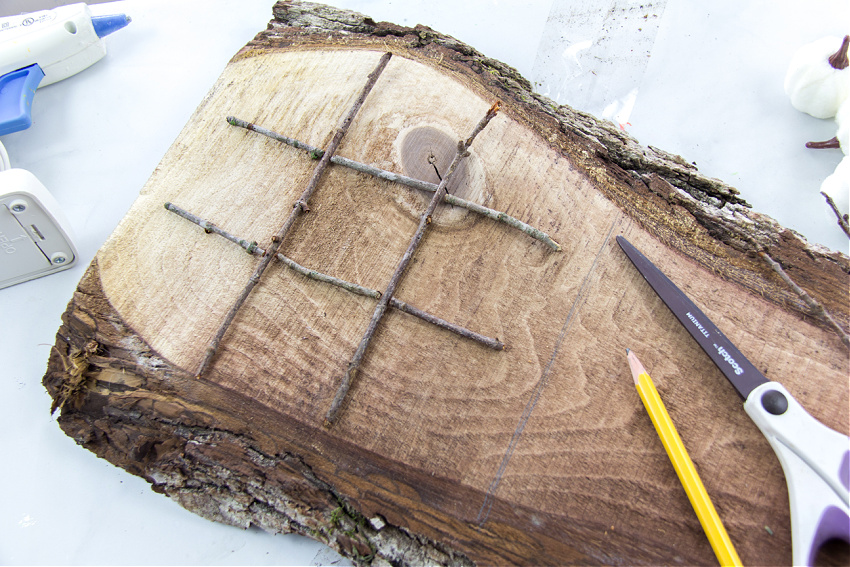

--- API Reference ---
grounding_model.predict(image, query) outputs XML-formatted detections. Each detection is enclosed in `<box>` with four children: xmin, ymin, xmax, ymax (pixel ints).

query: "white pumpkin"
<box><xmin>785</xmin><ymin>35</ymin><xmax>850</xmax><ymax>119</ymax></box>
<box><xmin>820</xmin><ymin>155</ymin><xmax>849</xmax><ymax>216</ymax></box>
<box><xmin>836</xmin><ymin>96</ymin><xmax>850</xmax><ymax>155</ymax></box>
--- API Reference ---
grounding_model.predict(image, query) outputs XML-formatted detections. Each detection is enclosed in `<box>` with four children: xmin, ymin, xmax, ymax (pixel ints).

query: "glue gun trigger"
<box><xmin>0</xmin><ymin>64</ymin><xmax>46</xmax><ymax>136</ymax></box>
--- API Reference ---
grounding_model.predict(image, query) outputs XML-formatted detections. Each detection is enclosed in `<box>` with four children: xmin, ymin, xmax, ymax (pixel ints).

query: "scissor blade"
<box><xmin>617</xmin><ymin>236</ymin><xmax>769</xmax><ymax>400</ymax></box>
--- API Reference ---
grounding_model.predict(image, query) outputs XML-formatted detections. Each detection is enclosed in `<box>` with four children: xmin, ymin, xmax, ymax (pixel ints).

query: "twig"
<box><xmin>195</xmin><ymin>52</ymin><xmax>392</xmax><ymax>378</ymax></box>
<box><xmin>275</xmin><ymin>253</ymin><xmax>380</xmax><ymax>299</ymax></box>
<box><xmin>227</xmin><ymin>116</ymin><xmax>561</xmax><ymax>251</ymax></box>
<box><xmin>443</xmin><ymin>193</ymin><xmax>560</xmax><ymax>250</ymax></box>
<box><xmin>821</xmin><ymin>191</ymin><xmax>850</xmax><ymax>238</ymax></box>
<box><xmin>164</xmin><ymin>202</ymin><xmax>261</xmax><ymax>254</ymax></box>
<box><xmin>389</xmin><ymin>298</ymin><xmax>503</xmax><ymax>350</ymax></box>
<box><xmin>325</xmin><ymin>101</ymin><xmax>502</xmax><ymax>427</ymax></box>
<box><xmin>164</xmin><ymin>202</ymin><xmax>503</xmax><ymax>349</ymax></box>
<box><xmin>758</xmin><ymin>251</ymin><xmax>849</xmax><ymax>347</ymax></box>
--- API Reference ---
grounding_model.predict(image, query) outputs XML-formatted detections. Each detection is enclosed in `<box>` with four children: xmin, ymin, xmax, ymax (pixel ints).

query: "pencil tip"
<box><xmin>626</xmin><ymin>349</ymin><xmax>644</xmax><ymax>384</ymax></box>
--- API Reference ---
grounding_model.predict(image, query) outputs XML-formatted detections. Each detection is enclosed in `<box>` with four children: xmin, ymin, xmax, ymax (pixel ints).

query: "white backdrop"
<box><xmin>1</xmin><ymin>1</ymin><xmax>847</xmax><ymax>564</ymax></box>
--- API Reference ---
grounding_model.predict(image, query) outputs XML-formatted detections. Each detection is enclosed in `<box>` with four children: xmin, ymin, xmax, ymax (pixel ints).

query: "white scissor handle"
<box><xmin>745</xmin><ymin>382</ymin><xmax>850</xmax><ymax>566</ymax></box>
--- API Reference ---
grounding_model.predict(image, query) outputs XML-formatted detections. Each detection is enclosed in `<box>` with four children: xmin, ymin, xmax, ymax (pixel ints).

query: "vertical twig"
<box><xmin>820</xmin><ymin>191</ymin><xmax>850</xmax><ymax>238</ymax></box>
<box><xmin>195</xmin><ymin>52</ymin><xmax>392</xmax><ymax>378</ymax></box>
<box><xmin>324</xmin><ymin>101</ymin><xmax>502</xmax><ymax>426</ymax></box>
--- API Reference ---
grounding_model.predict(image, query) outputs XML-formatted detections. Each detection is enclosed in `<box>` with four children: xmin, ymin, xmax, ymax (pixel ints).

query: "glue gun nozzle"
<box><xmin>91</xmin><ymin>13</ymin><xmax>132</xmax><ymax>38</ymax></box>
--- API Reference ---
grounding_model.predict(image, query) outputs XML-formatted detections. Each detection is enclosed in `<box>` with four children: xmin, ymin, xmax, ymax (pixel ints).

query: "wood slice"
<box><xmin>43</xmin><ymin>2</ymin><xmax>849</xmax><ymax>565</ymax></box>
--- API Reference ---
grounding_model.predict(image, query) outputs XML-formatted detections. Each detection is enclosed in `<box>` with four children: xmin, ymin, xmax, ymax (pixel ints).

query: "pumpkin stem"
<box><xmin>828</xmin><ymin>35</ymin><xmax>849</xmax><ymax>70</ymax></box>
<box><xmin>805</xmin><ymin>136</ymin><xmax>840</xmax><ymax>150</ymax></box>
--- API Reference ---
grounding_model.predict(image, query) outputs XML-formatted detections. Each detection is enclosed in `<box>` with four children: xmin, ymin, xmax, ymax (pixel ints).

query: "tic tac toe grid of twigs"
<box><xmin>165</xmin><ymin>52</ymin><xmax>561</xmax><ymax>426</ymax></box>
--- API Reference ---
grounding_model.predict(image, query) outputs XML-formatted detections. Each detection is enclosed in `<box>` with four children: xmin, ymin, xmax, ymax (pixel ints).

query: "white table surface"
<box><xmin>1</xmin><ymin>0</ymin><xmax>847</xmax><ymax>564</ymax></box>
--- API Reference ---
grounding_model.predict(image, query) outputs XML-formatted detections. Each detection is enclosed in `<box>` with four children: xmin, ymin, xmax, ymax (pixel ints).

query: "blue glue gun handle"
<box><xmin>0</xmin><ymin>64</ymin><xmax>46</xmax><ymax>136</ymax></box>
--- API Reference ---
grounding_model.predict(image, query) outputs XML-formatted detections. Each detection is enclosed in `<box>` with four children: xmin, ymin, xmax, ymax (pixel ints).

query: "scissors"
<box><xmin>616</xmin><ymin>235</ymin><xmax>850</xmax><ymax>566</ymax></box>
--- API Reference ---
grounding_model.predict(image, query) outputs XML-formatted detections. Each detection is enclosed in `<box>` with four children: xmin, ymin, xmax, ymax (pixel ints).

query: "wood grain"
<box><xmin>44</xmin><ymin>2</ymin><xmax>849</xmax><ymax>565</ymax></box>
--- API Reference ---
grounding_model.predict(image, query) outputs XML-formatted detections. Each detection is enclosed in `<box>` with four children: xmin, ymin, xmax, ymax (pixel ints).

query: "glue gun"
<box><xmin>0</xmin><ymin>3</ymin><xmax>129</xmax><ymax>289</ymax></box>
<box><xmin>0</xmin><ymin>2</ymin><xmax>131</xmax><ymax>135</ymax></box>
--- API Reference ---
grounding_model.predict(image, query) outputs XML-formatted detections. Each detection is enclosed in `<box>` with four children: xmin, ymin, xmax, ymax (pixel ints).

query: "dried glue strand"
<box><xmin>226</xmin><ymin>116</ymin><xmax>562</xmax><ymax>251</ymax></box>
<box><xmin>324</xmin><ymin>101</ymin><xmax>502</xmax><ymax>427</ymax></box>
<box><xmin>164</xmin><ymin>202</ymin><xmax>503</xmax><ymax>350</ymax></box>
<box><xmin>195</xmin><ymin>52</ymin><xmax>392</xmax><ymax>379</ymax></box>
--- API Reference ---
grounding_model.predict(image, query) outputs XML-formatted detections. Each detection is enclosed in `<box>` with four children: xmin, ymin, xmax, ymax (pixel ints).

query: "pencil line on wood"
<box><xmin>324</xmin><ymin>101</ymin><xmax>502</xmax><ymax>427</ymax></box>
<box><xmin>163</xmin><ymin>202</ymin><xmax>504</xmax><ymax>350</ymax></box>
<box><xmin>226</xmin><ymin>115</ymin><xmax>561</xmax><ymax>251</ymax></box>
<box><xmin>476</xmin><ymin>214</ymin><xmax>621</xmax><ymax>525</ymax></box>
<box><xmin>820</xmin><ymin>191</ymin><xmax>850</xmax><ymax>238</ymax></box>
<box><xmin>195</xmin><ymin>52</ymin><xmax>392</xmax><ymax>379</ymax></box>
<box><xmin>758</xmin><ymin>251</ymin><xmax>850</xmax><ymax>347</ymax></box>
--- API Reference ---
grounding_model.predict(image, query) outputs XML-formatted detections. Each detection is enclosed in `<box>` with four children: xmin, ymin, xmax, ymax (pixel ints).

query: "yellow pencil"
<box><xmin>627</xmin><ymin>349</ymin><xmax>742</xmax><ymax>567</ymax></box>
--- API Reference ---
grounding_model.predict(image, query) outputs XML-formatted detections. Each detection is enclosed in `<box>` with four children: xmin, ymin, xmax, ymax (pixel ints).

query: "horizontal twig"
<box><xmin>163</xmin><ymin>202</ymin><xmax>503</xmax><ymax>350</ymax></box>
<box><xmin>390</xmin><ymin>297</ymin><xmax>503</xmax><ymax>349</ymax></box>
<box><xmin>276</xmin><ymin>253</ymin><xmax>381</xmax><ymax>300</ymax></box>
<box><xmin>164</xmin><ymin>202</ymin><xmax>260</xmax><ymax>253</ymax></box>
<box><xmin>164</xmin><ymin>203</ymin><xmax>379</xmax><ymax>299</ymax></box>
<box><xmin>226</xmin><ymin>115</ymin><xmax>562</xmax><ymax>251</ymax></box>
